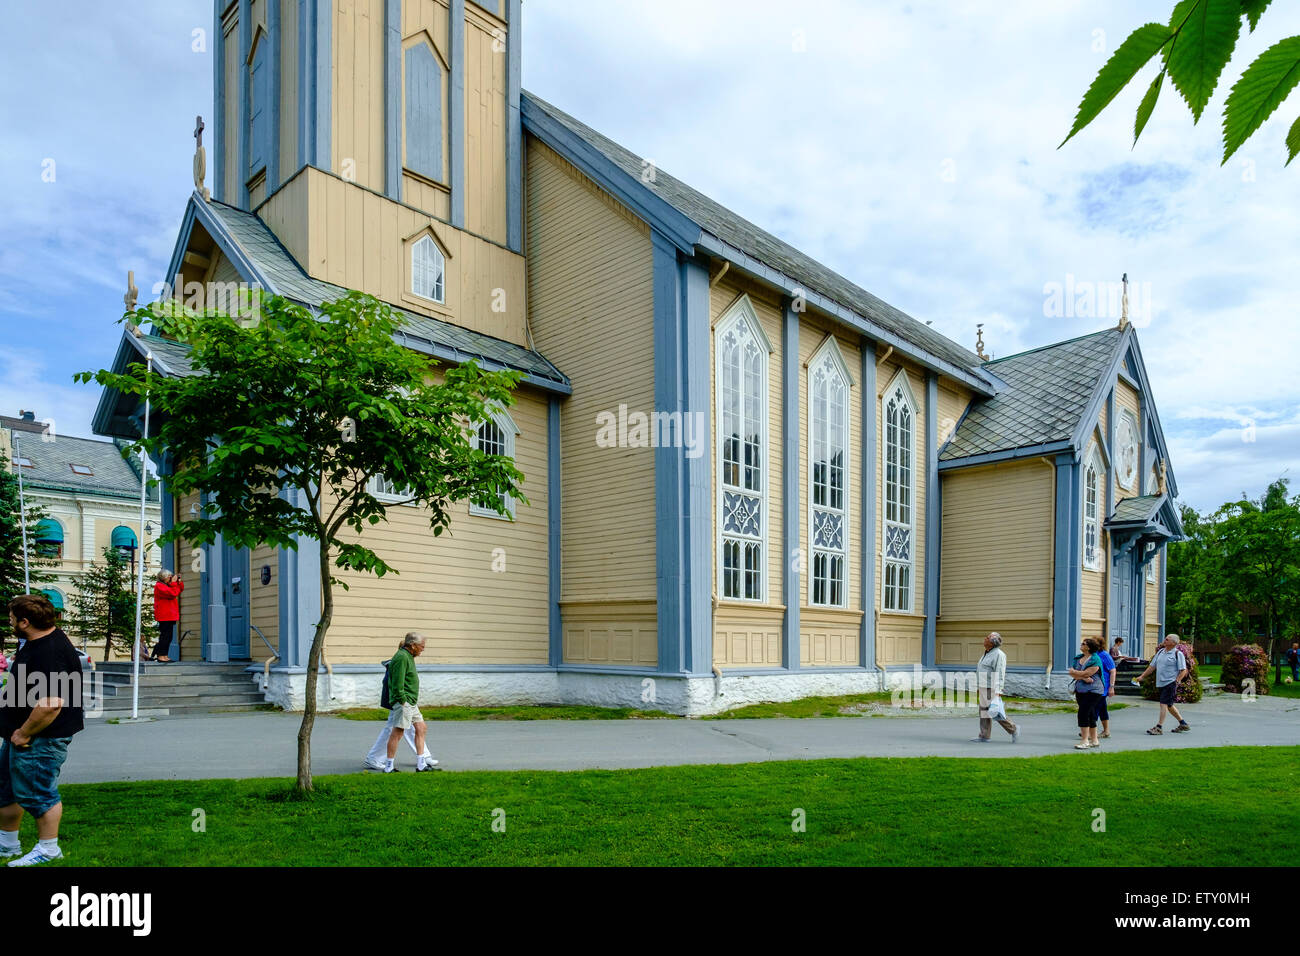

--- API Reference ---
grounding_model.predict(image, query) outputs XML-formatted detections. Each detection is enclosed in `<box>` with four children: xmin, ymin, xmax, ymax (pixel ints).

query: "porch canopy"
<box><xmin>1104</xmin><ymin>493</ymin><xmax>1185</xmax><ymax>567</ymax></box>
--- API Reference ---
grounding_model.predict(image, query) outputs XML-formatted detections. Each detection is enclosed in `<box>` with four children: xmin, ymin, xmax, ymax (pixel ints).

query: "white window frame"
<box><xmin>807</xmin><ymin>336</ymin><xmax>852</xmax><ymax>609</ymax></box>
<box><xmin>880</xmin><ymin>368</ymin><xmax>918</xmax><ymax>613</ymax></box>
<box><xmin>469</xmin><ymin>407</ymin><xmax>519</xmax><ymax>520</ymax></box>
<box><xmin>367</xmin><ymin>473</ymin><xmax>414</xmax><ymax>506</ymax></box>
<box><xmin>1083</xmin><ymin>444</ymin><xmax>1103</xmax><ymax>572</ymax></box>
<box><xmin>410</xmin><ymin>234</ymin><xmax>446</xmax><ymax>304</ymax></box>
<box><xmin>715</xmin><ymin>296</ymin><xmax>771</xmax><ymax>603</ymax></box>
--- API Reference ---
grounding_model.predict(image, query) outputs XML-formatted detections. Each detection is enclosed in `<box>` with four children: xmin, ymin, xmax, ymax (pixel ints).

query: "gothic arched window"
<box><xmin>882</xmin><ymin>370</ymin><xmax>916</xmax><ymax>612</ymax></box>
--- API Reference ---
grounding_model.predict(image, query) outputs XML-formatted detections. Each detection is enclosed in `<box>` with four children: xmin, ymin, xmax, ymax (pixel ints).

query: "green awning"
<box><xmin>110</xmin><ymin>526</ymin><xmax>138</xmax><ymax>548</ymax></box>
<box><xmin>40</xmin><ymin>589</ymin><xmax>63</xmax><ymax>610</ymax></box>
<box><xmin>34</xmin><ymin>518</ymin><xmax>63</xmax><ymax>542</ymax></box>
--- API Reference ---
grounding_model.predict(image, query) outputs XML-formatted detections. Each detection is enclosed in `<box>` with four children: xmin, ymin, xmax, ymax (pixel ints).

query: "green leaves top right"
<box><xmin>1061</xmin><ymin>0</ymin><xmax>1300</xmax><ymax>166</ymax></box>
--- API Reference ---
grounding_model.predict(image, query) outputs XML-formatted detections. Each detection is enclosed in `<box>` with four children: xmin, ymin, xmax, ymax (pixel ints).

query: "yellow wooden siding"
<box><xmin>326</xmin><ymin>386</ymin><xmax>550</xmax><ymax>663</ymax></box>
<box><xmin>249</xmin><ymin>542</ymin><xmax>279</xmax><ymax>656</ymax></box>
<box><xmin>562</xmin><ymin>602</ymin><xmax>657</xmax><ymax>666</ymax></box>
<box><xmin>714</xmin><ymin>605</ymin><xmax>783</xmax><ymax>668</ymax></box>
<box><xmin>937</xmin><ymin>459</ymin><xmax>1053</xmax><ymax>667</ymax></box>
<box><xmin>873</xmin><ymin>353</ymin><xmax>927</xmax><ymax>663</ymax></box>
<box><xmin>331</xmin><ymin>0</ymin><xmax>387</xmax><ymax>195</ymax></box>
<box><xmin>257</xmin><ymin>166</ymin><xmax>527</xmax><ymax>343</ymax></box>
<box><xmin>524</xmin><ymin>137</ymin><xmax>657</xmax><ymax>664</ymax></box>
<box><xmin>707</xmin><ymin>275</ymin><xmax>784</xmax><ymax>667</ymax></box>
<box><xmin>174</xmin><ymin>490</ymin><xmax>203</xmax><ymax>661</ymax></box>
<box><xmin>936</xmin><ymin>382</ymin><xmax>970</xmax><ymax>449</ymax></box>
<box><xmin>279</xmin><ymin>0</ymin><xmax>299</xmax><ymax>185</ymax></box>
<box><xmin>463</xmin><ymin>10</ymin><xmax>507</xmax><ymax>244</ymax></box>
<box><xmin>797</xmin><ymin>315</ymin><xmax>862</xmax><ymax>667</ymax></box>
<box><xmin>257</xmin><ymin>168</ymin><xmax>311</xmax><ymax>266</ymax></box>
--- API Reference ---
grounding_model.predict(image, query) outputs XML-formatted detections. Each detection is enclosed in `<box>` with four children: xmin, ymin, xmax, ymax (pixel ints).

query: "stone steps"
<box><xmin>82</xmin><ymin>662</ymin><xmax>269</xmax><ymax>718</ymax></box>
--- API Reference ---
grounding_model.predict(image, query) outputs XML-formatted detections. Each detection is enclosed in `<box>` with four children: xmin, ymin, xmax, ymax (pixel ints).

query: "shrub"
<box><xmin>1139</xmin><ymin>643</ymin><xmax>1203</xmax><ymax>703</ymax></box>
<box><xmin>1220</xmin><ymin>643</ymin><xmax>1271</xmax><ymax>696</ymax></box>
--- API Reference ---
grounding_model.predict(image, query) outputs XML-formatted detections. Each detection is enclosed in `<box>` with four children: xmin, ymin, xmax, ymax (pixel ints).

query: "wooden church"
<box><xmin>92</xmin><ymin>0</ymin><xmax>1182</xmax><ymax>714</ymax></box>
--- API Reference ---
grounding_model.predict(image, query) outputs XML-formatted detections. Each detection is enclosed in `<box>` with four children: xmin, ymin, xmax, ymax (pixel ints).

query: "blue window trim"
<box><xmin>781</xmin><ymin>299</ymin><xmax>799</xmax><ymax>668</ymax></box>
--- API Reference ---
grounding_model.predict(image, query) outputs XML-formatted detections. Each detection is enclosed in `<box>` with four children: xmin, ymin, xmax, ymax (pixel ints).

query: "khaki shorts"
<box><xmin>392</xmin><ymin>703</ymin><xmax>424</xmax><ymax>729</ymax></box>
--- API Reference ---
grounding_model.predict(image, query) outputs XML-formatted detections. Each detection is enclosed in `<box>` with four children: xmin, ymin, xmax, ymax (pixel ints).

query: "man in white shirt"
<box><xmin>973</xmin><ymin>632</ymin><xmax>1020</xmax><ymax>743</ymax></box>
<box><xmin>1135</xmin><ymin>633</ymin><xmax>1191</xmax><ymax>735</ymax></box>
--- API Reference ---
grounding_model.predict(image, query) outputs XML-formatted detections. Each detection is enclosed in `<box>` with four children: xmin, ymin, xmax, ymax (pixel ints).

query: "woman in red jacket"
<box><xmin>151</xmin><ymin>570</ymin><xmax>184</xmax><ymax>662</ymax></box>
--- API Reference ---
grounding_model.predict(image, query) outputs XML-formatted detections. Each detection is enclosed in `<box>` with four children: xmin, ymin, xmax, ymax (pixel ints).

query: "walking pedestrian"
<box><xmin>1286</xmin><ymin>642</ymin><xmax>1299</xmax><ymax>683</ymax></box>
<box><xmin>1135</xmin><ymin>634</ymin><xmax>1191</xmax><ymax>735</ymax></box>
<box><xmin>150</xmin><ymin>570</ymin><xmax>184</xmax><ymax>662</ymax></box>
<box><xmin>1067</xmin><ymin>638</ymin><xmax>1105</xmax><ymax>750</ymax></box>
<box><xmin>1</xmin><ymin>594</ymin><xmax>85</xmax><ymax>866</ymax></box>
<box><xmin>1095</xmin><ymin>636</ymin><xmax>1118</xmax><ymax>739</ymax></box>
<box><xmin>971</xmin><ymin>632</ymin><xmax>1019</xmax><ymax>742</ymax></box>
<box><xmin>374</xmin><ymin>633</ymin><xmax>438</xmax><ymax>773</ymax></box>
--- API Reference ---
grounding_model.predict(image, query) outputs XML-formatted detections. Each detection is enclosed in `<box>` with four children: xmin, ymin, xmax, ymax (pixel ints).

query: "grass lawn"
<box><xmin>1197</xmin><ymin>665</ymin><xmax>1299</xmax><ymax>699</ymax></box>
<box><xmin>705</xmin><ymin>693</ymin><xmax>1124</xmax><ymax>719</ymax></box>
<box><xmin>47</xmin><ymin>746</ymin><xmax>1300</xmax><ymax>866</ymax></box>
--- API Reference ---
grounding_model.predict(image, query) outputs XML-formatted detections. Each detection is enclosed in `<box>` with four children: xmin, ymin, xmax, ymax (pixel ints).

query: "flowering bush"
<box><xmin>1221</xmin><ymin>643</ymin><xmax>1271</xmax><ymax>696</ymax></box>
<box><xmin>1140</xmin><ymin>643</ymin><xmax>1203</xmax><ymax>703</ymax></box>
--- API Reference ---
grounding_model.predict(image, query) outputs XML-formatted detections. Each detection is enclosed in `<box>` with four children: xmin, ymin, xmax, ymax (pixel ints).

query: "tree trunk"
<box><xmin>295</xmin><ymin>535</ymin><xmax>333</xmax><ymax>792</ymax></box>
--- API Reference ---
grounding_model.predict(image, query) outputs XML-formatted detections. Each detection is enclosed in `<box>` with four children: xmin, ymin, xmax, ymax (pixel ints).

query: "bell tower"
<box><xmin>210</xmin><ymin>0</ymin><xmax>523</xmax><ymax>253</ymax></box>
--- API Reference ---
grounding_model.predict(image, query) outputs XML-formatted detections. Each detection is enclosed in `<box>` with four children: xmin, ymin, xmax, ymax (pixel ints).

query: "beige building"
<box><xmin>3</xmin><ymin>412</ymin><xmax>162</xmax><ymax>656</ymax></box>
<box><xmin>90</xmin><ymin>1</ymin><xmax>1180</xmax><ymax>713</ymax></box>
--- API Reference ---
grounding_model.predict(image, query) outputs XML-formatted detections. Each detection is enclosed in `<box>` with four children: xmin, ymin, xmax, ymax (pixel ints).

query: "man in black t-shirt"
<box><xmin>0</xmin><ymin>593</ymin><xmax>85</xmax><ymax>866</ymax></box>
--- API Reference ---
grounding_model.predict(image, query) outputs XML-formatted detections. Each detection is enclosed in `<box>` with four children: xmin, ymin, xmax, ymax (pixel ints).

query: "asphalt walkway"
<box><xmin>60</xmin><ymin>694</ymin><xmax>1298</xmax><ymax>783</ymax></box>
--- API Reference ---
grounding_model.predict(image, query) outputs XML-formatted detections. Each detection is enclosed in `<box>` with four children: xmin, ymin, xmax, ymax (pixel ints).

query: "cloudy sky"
<box><xmin>1</xmin><ymin>0</ymin><xmax>1296</xmax><ymax>513</ymax></box>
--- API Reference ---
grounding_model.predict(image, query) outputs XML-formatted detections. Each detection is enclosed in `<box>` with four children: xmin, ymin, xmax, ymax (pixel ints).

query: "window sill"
<box><xmin>469</xmin><ymin>507</ymin><xmax>514</xmax><ymax>522</ymax></box>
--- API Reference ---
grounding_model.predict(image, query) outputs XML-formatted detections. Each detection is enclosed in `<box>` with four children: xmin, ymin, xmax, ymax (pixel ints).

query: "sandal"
<box><xmin>1145</xmin><ymin>725</ymin><xmax>1163</xmax><ymax>735</ymax></box>
<box><xmin>1100</xmin><ymin>732</ymin><xmax>1110</xmax><ymax>738</ymax></box>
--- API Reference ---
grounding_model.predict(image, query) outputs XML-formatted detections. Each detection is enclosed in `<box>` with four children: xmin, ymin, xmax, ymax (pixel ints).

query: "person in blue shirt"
<box><xmin>1095</xmin><ymin>637</ymin><xmax>1118</xmax><ymax>738</ymax></box>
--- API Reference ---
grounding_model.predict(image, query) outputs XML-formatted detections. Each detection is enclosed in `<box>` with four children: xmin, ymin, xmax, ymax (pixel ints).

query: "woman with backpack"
<box><xmin>1067</xmin><ymin>638</ymin><xmax>1106</xmax><ymax>750</ymax></box>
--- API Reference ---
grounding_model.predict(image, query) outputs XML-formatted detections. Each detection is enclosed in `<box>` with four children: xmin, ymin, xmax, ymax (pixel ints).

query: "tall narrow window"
<box><xmin>1083</xmin><ymin>449</ymin><xmax>1101</xmax><ymax>571</ymax></box>
<box><xmin>809</xmin><ymin>342</ymin><xmax>850</xmax><ymax>607</ymax></box>
<box><xmin>717</xmin><ymin>300</ymin><xmax>768</xmax><ymax>602</ymax></box>
<box><xmin>404</xmin><ymin>40</ymin><xmax>445</xmax><ymax>182</ymax></box>
<box><xmin>470</xmin><ymin>410</ymin><xmax>517</xmax><ymax>519</ymax></box>
<box><xmin>411</xmin><ymin>235</ymin><xmax>445</xmax><ymax>303</ymax></box>
<box><xmin>881</xmin><ymin>372</ymin><xmax>915</xmax><ymax>611</ymax></box>
<box><xmin>248</xmin><ymin>30</ymin><xmax>269</xmax><ymax>174</ymax></box>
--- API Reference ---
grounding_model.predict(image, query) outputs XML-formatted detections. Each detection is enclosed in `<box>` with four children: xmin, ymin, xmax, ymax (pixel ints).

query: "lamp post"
<box><xmin>130</xmin><ymin>352</ymin><xmax>153</xmax><ymax>721</ymax></box>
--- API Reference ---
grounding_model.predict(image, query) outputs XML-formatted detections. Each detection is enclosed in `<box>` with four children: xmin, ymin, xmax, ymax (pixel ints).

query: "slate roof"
<box><xmin>194</xmin><ymin>200</ymin><xmax>568</xmax><ymax>388</ymax></box>
<box><xmin>940</xmin><ymin>328</ymin><xmax>1124</xmax><ymax>463</ymax></box>
<box><xmin>522</xmin><ymin>92</ymin><xmax>990</xmax><ymax>381</ymax></box>
<box><xmin>1108</xmin><ymin>494</ymin><xmax>1164</xmax><ymax>524</ymax></box>
<box><xmin>11</xmin><ymin>433</ymin><xmax>156</xmax><ymax>501</ymax></box>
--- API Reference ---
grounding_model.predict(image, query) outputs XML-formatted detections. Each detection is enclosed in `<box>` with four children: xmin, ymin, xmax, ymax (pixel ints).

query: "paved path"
<box><xmin>61</xmin><ymin>694</ymin><xmax>1298</xmax><ymax>783</ymax></box>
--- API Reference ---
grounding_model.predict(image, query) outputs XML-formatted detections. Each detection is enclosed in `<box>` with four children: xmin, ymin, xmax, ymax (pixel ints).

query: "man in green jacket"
<box><xmin>384</xmin><ymin>633</ymin><xmax>436</xmax><ymax>772</ymax></box>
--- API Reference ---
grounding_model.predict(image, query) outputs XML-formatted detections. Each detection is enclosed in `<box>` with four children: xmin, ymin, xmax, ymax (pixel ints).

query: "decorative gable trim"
<box><xmin>806</xmin><ymin>333</ymin><xmax>857</xmax><ymax>387</ymax></box>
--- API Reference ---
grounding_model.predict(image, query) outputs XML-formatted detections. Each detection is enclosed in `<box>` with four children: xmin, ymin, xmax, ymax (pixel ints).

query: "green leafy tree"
<box><xmin>1166</xmin><ymin>504</ymin><xmax>1239</xmax><ymax>641</ymax></box>
<box><xmin>0</xmin><ymin>465</ymin><xmax>56</xmax><ymax>612</ymax></box>
<box><xmin>67</xmin><ymin>546</ymin><xmax>153</xmax><ymax>661</ymax></box>
<box><xmin>1062</xmin><ymin>0</ymin><xmax>1300</xmax><ymax>166</ymax></box>
<box><xmin>78</xmin><ymin>291</ymin><xmax>524</xmax><ymax>791</ymax></box>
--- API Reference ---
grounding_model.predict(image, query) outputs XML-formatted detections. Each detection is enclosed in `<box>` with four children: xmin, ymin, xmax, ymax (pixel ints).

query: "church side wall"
<box><xmin>524</xmin><ymin>138</ymin><xmax>658</xmax><ymax>667</ymax></box>
<box><xmin>936</xmin><ymin>459</ymin><xmax>1054</xmax><ymax>668</ymax></box>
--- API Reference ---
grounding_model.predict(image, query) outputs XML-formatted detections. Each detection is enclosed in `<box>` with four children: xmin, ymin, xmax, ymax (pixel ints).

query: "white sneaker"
<box><xmin>363</xmin><ymin>759</ymin><xmax>386</xmax><ymax>771</ymax></box>
<box><xmin>8</xmin><ymin>846</ymin><xmax>62</xmax><ymax>867</ymax></box>
<box><xmin>0</xmin><ymin>846</ymin><xmax>21</xmax><ymax>861</ymax></box>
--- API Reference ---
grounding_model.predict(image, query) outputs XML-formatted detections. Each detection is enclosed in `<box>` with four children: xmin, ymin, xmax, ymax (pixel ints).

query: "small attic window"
<box><xmin>16</xmin><ymin>457</ymin><xmax>33</xmax><ymax>468</ymax></box>
<box><xmin>411</xmin><ymin>235</ymin><xmax>446</xmax><ymax>304</ymax></box>
<box><xmin>70</xmin><ymin>464</ymin><xmax>93</xmax><ymax>476</ymax></box>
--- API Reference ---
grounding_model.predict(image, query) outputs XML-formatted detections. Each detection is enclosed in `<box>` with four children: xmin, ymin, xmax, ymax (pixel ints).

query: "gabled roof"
<box><xmin>522</xmin><ymin>92</ymin><xmax>997</xmax><ymax>397</ymax></box>
<box><xmin>1105</xmin><ymin>491</ymin><xmax>1185</xmax><ymax>543</ymax></box>
<box><xmin>148</xmin><ymin>193</ymin><xmax>570</xmax><ymax>394</ymax></box>
<box><xmin>9</xmin><ymin>433</ymin><xmax>156</xmax><ymax>502</ymax></box>
<box><xmin>940</xmin><ymin>328</ymin><xmax>1124</xmax><ymax>465</ymax></box>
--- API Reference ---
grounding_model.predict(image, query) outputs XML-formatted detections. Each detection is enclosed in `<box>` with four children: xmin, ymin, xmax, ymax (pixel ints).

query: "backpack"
<box><xmin>379</xmin><ymin>658</ymin><xmax>394</xmax><ymax>710</ymax></box>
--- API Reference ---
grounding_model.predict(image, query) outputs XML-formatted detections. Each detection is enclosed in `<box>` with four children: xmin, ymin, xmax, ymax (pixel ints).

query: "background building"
<box><xmin>3</xmin><ymin>410</ymin><xmax>162</xmax><ymax>656</ymax></box>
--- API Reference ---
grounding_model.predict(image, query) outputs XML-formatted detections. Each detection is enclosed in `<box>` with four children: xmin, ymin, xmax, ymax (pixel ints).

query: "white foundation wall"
<box><xmin>258</xmin><ymin>666</ymin><xmax>1074</xmax><ymax>716</ymax></box>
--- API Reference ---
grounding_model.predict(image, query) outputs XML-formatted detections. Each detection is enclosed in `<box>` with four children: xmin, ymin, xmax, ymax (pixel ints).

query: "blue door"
<box><xmin>1112</xmin><ymin>550</ymin><xmax>1134</xmax><ymax>652</ymax></box>
<box><xmin>223</xmin><ymin>542</ymin><xmax>251</xmax><ymax>660</ymax></box>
